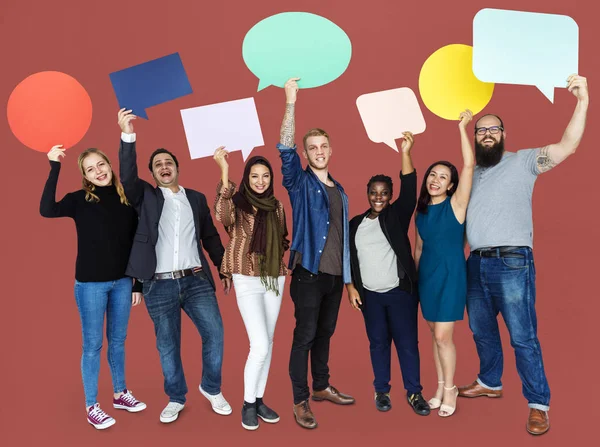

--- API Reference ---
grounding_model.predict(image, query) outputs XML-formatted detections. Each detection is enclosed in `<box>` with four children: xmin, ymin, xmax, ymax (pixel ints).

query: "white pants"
<box><xmin>232</xmin><ymin>274</ymin><xmax>285</xmax><ymax>403</ymax></box>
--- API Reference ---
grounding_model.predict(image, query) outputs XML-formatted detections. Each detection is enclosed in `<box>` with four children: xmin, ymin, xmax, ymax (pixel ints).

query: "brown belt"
<box><xmin>153</xmin><ymin>266</ymin><xmax>202</xmax><ymax>280</ymax></box>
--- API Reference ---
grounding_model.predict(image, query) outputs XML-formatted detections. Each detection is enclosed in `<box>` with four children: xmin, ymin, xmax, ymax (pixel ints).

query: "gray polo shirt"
<box><xmin>466</xmin><ymin>149</ymin><xmax>540</xmax><ymax>251</ymax></box>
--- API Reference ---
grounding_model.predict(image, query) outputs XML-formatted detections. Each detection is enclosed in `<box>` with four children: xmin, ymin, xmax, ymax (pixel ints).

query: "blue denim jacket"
<box><xmin>277</xmin><ymin>143</ymin><xmax>351</xmax><ymax>284</ymax></box>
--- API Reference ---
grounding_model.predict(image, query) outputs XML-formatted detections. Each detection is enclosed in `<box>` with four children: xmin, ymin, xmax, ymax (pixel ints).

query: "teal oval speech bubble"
<box><xmin>242</xmin><ymin>12</ymin><xmax>352</xmax><ymax>91</ymax></box>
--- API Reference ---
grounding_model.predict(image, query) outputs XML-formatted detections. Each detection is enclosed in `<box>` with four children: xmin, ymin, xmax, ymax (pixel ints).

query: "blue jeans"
<box><xmin>466</xmin><ymin>248</ymin><xmax>550</xmax><ymax>410</ymax></box>
<box><xmin>143</xmin><ymin>271</ymin><xmax>224</xmax><ymax>404</ymax></box>
<box><xmin>74</xmin><ymin>277</ymin><xmax>132</xmax><ymax>407</ymax></box>
<box><xmin>362</xmin><ymin>287</ymin><xmax>422</xmax><ymax>395</ymax></box>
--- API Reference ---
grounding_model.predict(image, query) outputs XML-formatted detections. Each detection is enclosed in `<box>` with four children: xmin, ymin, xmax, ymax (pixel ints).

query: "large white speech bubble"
<box><xmin>473</xmin><ymin>8</ymin><xmax>578</xmax><ymax>102</ymax></box>
<box><xmin>181</xmin><ymin>98</ymin><xmax>264</xmax><ymax>161</ymax></box>
<box><xmin>356</xmin><ymin>88</ymin><xmax>426</xmax><ymax>151</ymax></box>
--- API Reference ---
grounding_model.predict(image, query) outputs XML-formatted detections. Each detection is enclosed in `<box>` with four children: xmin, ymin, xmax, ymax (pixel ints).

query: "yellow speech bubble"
<box><xmin>419</xmin><ymin>44</ymin><xmax>494</xmax><ymax>120</ymax></box>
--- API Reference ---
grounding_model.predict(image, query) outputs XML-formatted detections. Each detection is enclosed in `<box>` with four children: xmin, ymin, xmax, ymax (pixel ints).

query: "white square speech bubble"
<box><xmin>181</xmin><ymin>98</ymin><xmax>264</xmax><ymax>161</ymax></box>
<box><xmin>356</xmin><ymin>88</ymin><xmax>426</xmax><ymax>151</ymax></box>
<box><xmin>473</xmin><ymin>8</ymin><xmax>579</xmax><ymax>102</ymax></box>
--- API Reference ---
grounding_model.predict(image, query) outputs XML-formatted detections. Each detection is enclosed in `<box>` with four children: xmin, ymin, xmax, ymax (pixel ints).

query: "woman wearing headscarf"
<box><xmin>213</xmin><ymin>146</ymin><xmax>289</xmax><ymax>431</ymax></box>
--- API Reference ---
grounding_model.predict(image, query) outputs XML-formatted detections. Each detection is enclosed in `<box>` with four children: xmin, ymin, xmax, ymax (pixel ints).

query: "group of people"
<box><xmin>40</xmin><ymin>74</ymin><xmax>589</xmax><ymax>436</ymax></box>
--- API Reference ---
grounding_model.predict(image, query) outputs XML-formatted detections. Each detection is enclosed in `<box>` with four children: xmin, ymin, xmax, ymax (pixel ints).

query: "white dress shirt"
<box><xmin>155</xmin><ymin>186</ymin><xmax>202</xmax><ymax>273</ymax></box>
<box><xmin>121</xmin><ymin>132</ymin><xmax>202</xmax><ymax>273</ymax></box>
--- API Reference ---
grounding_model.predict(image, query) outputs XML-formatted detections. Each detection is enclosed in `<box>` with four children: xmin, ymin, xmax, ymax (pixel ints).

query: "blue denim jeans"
<box><xmin>466</xmin><ymin>247</ymin><xmax>550</xmax><ymax>410</ymax></box>
<box><xmin>74</xmin><ymin>277</ymin><xmax>132</xmax><ymax>407</ymax></box>
<box><xmin>142</xmin><ymin>271</ymin><xmax>224</xmax><ymax>404</ymax></box>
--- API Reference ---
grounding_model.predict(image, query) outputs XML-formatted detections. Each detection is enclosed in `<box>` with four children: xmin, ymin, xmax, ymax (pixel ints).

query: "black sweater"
<box><xmin>40</xmin><ymin>161</ymin><xmax>139</xmax><ymax>284</ymax></box>
<box><xmin>349</xmin><ymin>170</ymin><xmax>418</xmax><ymax>298</ymax></box>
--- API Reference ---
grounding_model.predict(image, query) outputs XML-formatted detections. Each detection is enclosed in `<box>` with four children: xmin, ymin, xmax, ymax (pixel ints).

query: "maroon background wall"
<box><xmin>1</xmin><ymin>0</ymin><xmax>598</xmax><ymax>445</ymax></box>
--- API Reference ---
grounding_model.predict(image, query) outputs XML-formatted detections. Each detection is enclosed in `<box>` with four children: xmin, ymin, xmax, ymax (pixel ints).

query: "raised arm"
<box><xmin>537</xmin><ymin>75</ymin><xmax>589</xmax><ymax>174</ymax></box>
<box><xmin>401</xmin><ymin>131</ymin><xmax>415</xmax><ymax>175</ymax></box>
<box><xmin>40</xmin><ymin>145</ymin><xmax>77</xmax><ymax>218</ymax></box>
<box><xmin>278</xmin><ymin>78</ymin><xmax>304</xmax><ymax>192</ymax></box>
<box><xmin>451</xmin><ymin>109</ymin><xmax>475</xmax><ymax>215</ymax></box>
<box><xmin>392</xmin><ymin>132</ymin><xmax>417</xmax><ymax>229</ymax></box>
<box><xmin>280</xmin><ymin>78</ymin><xmax>299</xmax><ymax>147</ymax></box>
<box><xmin>213</xmin><ymin>146</ymin><xmax>237</xmax><ymax>228</ymax></box>
<box><xmin>117</xmin><ymin>108</ymin><xmax>145</xmax><ymax>207</ymax></box>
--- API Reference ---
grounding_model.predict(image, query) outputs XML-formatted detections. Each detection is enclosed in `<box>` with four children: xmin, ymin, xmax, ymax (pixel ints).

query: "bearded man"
<box><xmin>458</xmin><ymin>75</ymin><xmax>589</xmax><ymax>436</ymax></box>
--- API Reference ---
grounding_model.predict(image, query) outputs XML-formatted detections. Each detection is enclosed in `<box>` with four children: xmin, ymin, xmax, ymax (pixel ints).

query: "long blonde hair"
<box><xmin>78</xmin><ymin>148</ymin><xmax>129</xmax><ymax>205</ymax></box>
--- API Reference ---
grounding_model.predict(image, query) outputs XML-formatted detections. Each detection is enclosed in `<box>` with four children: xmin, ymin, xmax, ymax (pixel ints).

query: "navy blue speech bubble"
<box><xmin>109</xmin><ymin>53</ymin><xmax>192</xmax><ymax>119</ymax></box>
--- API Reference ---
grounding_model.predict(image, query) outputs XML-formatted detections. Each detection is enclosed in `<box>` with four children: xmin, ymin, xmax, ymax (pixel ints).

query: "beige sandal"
<box><xmin>428</xmin><ymin>381</ymin><xmax>445</xmax><ymax>410</ymax></box>
<box><xmin>439</xmin><ymin>386</ymin><xmax>458</xmax><ymax>417</ymax></box>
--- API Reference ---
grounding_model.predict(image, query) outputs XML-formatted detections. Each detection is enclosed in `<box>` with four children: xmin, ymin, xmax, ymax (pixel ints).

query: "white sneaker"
<box><xmin>160</xmin><ymin>402</ymin><xmax>185</xmax><ymax>423</ymax></box>
<box><xmin>199</xmin><ymin>386</ymin><xmax>232</xmax><ymax>415</ymax></box>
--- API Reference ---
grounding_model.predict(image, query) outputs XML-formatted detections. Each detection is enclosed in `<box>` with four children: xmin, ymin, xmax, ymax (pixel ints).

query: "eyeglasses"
<box><xmin>475</xmin><ymin>126</ymin><xmax>504</xmax><ymax>135</ymax></box>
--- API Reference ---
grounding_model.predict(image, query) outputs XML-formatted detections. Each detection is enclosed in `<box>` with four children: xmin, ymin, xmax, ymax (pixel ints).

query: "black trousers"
<box><xmin>289</xmin><ymin>266</ymin><xmax>343</xmax><ymax>404</ymax></box>
<box><xmin>362</xmin><ymin>287</ymin><xmax>422</xmax><ymax>395</ymax></box>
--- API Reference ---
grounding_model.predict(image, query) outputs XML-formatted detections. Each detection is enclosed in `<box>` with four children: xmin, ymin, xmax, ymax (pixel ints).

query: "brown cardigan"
<box><xmin>214</xmin><ymin>180</ymin><xmax>289</xmax><ymax>278</ymax></box>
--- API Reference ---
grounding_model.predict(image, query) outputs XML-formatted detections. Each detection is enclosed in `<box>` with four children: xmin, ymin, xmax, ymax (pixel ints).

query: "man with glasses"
<box><xmin>458</xmin><ymin>75</ymin><xmax>588</xmax><ymax>435</ymax></box>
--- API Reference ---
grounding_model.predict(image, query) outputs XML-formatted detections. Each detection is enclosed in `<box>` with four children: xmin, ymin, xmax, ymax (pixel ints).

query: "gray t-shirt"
<box><xmin>466</xmin><ymin>149</ymin><xmax>540</xmax><ymax>251</ymax></box>
<box><xmin>356</xmin><ymin>216</ymin><xmax>400</xmax><ymax>293</ymax></box>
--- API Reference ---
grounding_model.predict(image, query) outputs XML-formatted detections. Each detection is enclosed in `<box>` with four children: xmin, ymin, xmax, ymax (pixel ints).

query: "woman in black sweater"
<box><xmin>40</xmin><ymin>145</ymin><xmax>146</xmax><ymax>429</ymax></box>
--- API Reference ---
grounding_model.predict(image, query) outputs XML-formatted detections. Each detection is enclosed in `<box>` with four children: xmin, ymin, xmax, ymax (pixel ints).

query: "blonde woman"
<box><xmin>40</xmin><ymin>145</ymin><xmax>146</xmax><ymax>429</ymax></box>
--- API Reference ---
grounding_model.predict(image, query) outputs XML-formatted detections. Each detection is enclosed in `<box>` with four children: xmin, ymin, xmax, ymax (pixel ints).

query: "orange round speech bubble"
<box><xmin>7</xmin><ymin>71</ymin><xmax>92</xmax><ymax>152</ymax></box>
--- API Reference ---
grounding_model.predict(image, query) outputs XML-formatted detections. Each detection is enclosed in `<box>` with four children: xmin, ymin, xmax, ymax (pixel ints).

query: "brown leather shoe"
<box><xmin>312</xmin><ymin>386</ymin><xmax>355</xmax><ymax>405</ymax></box>
<box><xmin>527</xmin><ymin>409</ymin><xmax>550</xmax><ymax>435</ymax></box>
<box><xmin>458</xmin><ymin>381</ymin><xmax>503</xmax><ymax>398</ymax></box>
<box><xmin>293</xmin><ymin>400</ymin><xmax>317</xmax><ymax>429</ymax></box>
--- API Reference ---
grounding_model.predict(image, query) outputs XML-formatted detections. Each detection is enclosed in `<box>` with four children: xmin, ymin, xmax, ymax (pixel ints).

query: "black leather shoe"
<box><xmin>407</xmin><ymin>392</ymin><xmax>430</xmax><ymax>416</ymax></box>
<box><xmin>375</xmin><ymin>392</ymin><xmax>392</xmax><ymax>412</ymax></box>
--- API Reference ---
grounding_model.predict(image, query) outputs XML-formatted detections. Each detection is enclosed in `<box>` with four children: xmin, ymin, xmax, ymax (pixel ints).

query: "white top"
<box><xmin>355</xmin><ymin>216</ymin><xmax>399</xmax><ymax>293</ymax></box>
<box><xmin>155</xmin><ymin>186</ymin><xmax>202</xmax><ymax>273</ymax></box>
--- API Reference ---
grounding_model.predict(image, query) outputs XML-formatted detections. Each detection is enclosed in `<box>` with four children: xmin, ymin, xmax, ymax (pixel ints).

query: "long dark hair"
<box><xmin>417</xmin><ymin>161</ymin><xmax>459</xmax><ymax>214</ymax></box>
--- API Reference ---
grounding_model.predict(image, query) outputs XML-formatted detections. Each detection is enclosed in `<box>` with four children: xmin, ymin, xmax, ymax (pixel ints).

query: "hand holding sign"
<box><xmin>47</xmin><ymin>145</ymin><xmax>66</xmax><ymax>162</ymax></box>
<box><xmin>117</xmin><ymin>109</ymin><xmax>136</xmax><ymax>134</ymax></box>
<box><xmin>566</xmin><ymin>74</ymin><xmax>588</xmax><ymax>102</ymax></box>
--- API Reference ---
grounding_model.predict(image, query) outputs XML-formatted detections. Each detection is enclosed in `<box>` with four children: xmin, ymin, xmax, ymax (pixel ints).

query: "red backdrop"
<box><xmin>1</xmin><ymin>0</ymin><xmax>598</xmax><ymax>445</ymax></box>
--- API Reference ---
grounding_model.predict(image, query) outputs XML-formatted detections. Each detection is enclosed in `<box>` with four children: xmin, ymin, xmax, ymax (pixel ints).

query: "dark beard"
<box><xmin>475</xmin><ymin>137</ymin><xmax>505</xmax><ymax>168</ymax></box>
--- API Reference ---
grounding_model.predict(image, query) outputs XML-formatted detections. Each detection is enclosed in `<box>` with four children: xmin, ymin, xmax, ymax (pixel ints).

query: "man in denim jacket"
<box><xmin>277</xmin><ymin>78</ymin><xmax>355</xmax><ymax>429</ymax></box>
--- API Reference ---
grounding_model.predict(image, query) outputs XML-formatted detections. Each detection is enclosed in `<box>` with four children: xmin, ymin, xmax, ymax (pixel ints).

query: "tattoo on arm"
<box><xmin>536</xmin><ymin>146</ymin><xmax>557</xmax><ymax>173</ymax></box>
<box><xmin>280</xmin><ymin>103</ymin><xmax>295</xmax><ymax>147</ymax></box>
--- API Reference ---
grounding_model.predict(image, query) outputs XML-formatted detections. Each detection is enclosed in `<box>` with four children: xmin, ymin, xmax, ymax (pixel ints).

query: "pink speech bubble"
<box><xmin>356</xmin><ymin>88</ymin><xmax>426</xmax><ymax>151</ymax></box>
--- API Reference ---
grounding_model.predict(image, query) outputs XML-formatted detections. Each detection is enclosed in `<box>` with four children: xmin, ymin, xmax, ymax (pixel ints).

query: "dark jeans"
<box><xmin>362</xmin><ymin>287</ymin><xmax>422</xmax><ymax>395</ymax></box>
<box><xmin>466</xmin><ymin>247</ymin><xmax>550</xmax><ymax>410</ymax></box>
<box><xmin>289</xmin><ymin>266</ymin><xmax>343</xmax><ymax>404</ymax></box>
<box><xmin>142</xmin><ymin>271</ymin><xmax>224</xmax><ymax>404</ymax></box>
